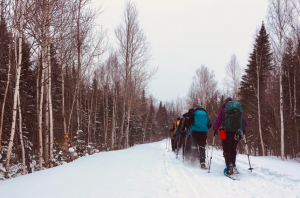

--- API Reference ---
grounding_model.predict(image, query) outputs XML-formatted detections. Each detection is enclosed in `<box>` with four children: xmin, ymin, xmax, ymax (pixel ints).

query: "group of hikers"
<box><xmin>169</xmin><ymin>97</ymin><xmax>247</xmax><ymax>176</ymax></box>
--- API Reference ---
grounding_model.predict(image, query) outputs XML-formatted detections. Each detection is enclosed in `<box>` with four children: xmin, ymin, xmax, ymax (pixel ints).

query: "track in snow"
<box><xmin>1</xmin><ymin>140</ymin><xmax>300</xmax><ymax>198</ymax></box>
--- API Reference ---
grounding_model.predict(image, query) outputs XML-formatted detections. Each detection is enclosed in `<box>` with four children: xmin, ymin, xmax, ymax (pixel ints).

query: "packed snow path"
<box><xmin>1</xmin><ymin>140</ymin><xmax>300</xmax><ymax>198</ymax></box>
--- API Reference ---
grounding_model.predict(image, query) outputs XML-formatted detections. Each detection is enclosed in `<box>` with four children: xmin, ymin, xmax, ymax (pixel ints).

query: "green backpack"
<box><xmin>224</xmin><ymin>101</ymin><xmax>243</xmax><ymax>132</ymax></box>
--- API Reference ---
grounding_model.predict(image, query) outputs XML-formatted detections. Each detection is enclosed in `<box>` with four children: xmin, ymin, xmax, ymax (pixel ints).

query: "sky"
<box><xmin>93</xmin><ymin>0</ymin><xmax>269</xmax><ymax>102</ymax></box>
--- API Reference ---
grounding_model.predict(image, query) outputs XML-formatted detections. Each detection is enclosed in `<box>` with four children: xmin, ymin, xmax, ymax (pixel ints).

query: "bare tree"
<box><xmin>0</xmin><ymin>0</ymin><xmax>17</xmax><ymax>152</ymax></box>
<box><xmin>267</xmin><ymin>0</ymin><xmax>292</xmax><ymax>159</ymax></box>
<box><xmin>115</xmin><ymin>1</ymin><xmax>151</xmax><ymax>148</ymax></box>
<box><xmin>5</xmin><ymin>0</ymin><xmax>28</xmax><ymax>178</ymax></box>
<box><xmin>224</xmin><ymin>54</ymin><xmax>242</xmax><ymax>99</ymax></box>
<box><xmin>188</xmin><ymin>65</ymin><xmax>217</xmax><ymax>109</ymax></box>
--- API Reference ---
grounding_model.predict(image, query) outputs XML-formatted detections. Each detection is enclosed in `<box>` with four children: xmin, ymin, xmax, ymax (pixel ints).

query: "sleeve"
<box><xmin>213</xmin><ymin>109</ymin><xmax>224</xmax><ymax>131</ymax></box>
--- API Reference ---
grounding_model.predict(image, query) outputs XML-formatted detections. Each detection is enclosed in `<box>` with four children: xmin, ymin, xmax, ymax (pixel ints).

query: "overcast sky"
<box><xmin>94</xmin><ymin>0</ymin><xmax>269</xmax><ymax>102</ymax></box>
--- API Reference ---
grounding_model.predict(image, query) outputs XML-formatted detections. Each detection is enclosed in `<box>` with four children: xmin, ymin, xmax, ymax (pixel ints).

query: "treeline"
<box><xmin>0</xmin><ymin>0</ymin><xmax>178</xmax><ymax>180</ymax></box>
<box><xmin>186</xmin><ymin>0</ymin><xmax>300</xmax><ymax>160</ymax></box>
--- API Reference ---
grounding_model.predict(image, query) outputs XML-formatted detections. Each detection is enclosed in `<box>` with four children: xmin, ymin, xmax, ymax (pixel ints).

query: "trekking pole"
<box><xmin>242</xmin><ymin>131</ymin><xmax>253</xmax><ymax>172</ymax></box>
<box><xmin>183</xmin><ymin>133</ymin><xmax>188</xmax><ymax>163</ymax></box>
<box><xmin>206</xmin><ymin>140</ymin><xmax>209</xmax><ymax>163</ymax></box>
<box><xmin>207</xmin><ymin>134</ymin><xmax>215</xmax><ymax>173</ymax></box>
<box><xmin>166</xmin><ymin>136</ymin><xmax>168</xmax><ymax>149</ymax></box>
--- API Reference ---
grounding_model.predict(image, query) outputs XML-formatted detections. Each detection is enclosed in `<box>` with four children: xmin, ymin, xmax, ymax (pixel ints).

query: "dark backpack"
<box><xmin>224</xmin><ymin>101</ymin><xmax>243</xmax><ymax>132</ymax></box>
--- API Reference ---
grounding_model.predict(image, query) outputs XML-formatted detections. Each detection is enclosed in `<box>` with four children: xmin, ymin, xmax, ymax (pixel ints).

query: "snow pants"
<box><xmin>177</xmin><ymin>132</ymin><xmax>187</xmax><ymax>149</ymax></box>
<box><xmin>192</xmin><ymin>132</ymin><xmax>207</xmax><ymax>164</ymax></box>
<box><xmin>222</xmin><ymin>132</ymin><xmax>240</xmax><ymax>166</ymax></box>
<box><xmin>171</xmin><ymin>139</ymin><xmax>175</xmax><ymax>152</ymax></box>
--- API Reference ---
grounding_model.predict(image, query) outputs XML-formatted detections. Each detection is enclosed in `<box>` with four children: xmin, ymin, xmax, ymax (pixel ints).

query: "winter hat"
<box><xmin>177</xmin><ymin>117</ymin><xmax>180</xmax><ymax>121</ymax></box>
<box><xmin>195</xmin><ymin>104</ymin><xmax>202</xmax><ymax>109</ymax></box>
<box><xmin>225</xmin><ymin>97</ymin><xmax>233</xmax><ymax>103</ymax></box>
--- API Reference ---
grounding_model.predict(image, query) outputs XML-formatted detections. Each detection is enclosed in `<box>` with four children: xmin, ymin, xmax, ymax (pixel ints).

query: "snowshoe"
<box><xmin>224</xmin><ymin>165</ymin><xmax>240</xmax><ymax>180</ymax></box>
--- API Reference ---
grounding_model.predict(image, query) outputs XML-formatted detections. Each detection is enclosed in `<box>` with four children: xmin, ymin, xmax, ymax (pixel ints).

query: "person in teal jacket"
<box><xmin>189</xmin><ymin>104</ymin><xmax>211</xmax><ymax>169</ymax></box>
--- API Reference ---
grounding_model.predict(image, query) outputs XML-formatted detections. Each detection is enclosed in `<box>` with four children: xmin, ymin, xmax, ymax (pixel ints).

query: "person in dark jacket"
<box><xmin>180</xmin><ymin>109</ymin><xmax>194</xmax><ymax>155</ymax></box>
<box><xmin>213</xmin><ymin>97</ymin><xmax>247</xmax><ymax>175</ymax></box>
<box><xmin>190</xmin><ymin>104</ymin><xmax>211</xmax><ymax>169</ymax></box>
<box><xmin>171</xmin><ymin>117</ymin><xmax>180</xmax><ymax>152</ymax></box>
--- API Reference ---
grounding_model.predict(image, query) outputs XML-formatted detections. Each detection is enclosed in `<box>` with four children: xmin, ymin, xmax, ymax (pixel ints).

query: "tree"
<box><xmin>115</xmin><ymin>1</ymin><xmax>151</xmax><ymax>148</ymax></box>
<box><xmin>267</xmin><ymin>0</ymin><xmax>292</xmax><ymax>159</ymax></box>
<box><xmin>187</xmin><ymin>65</ymin><xmax>217</xmax><ymax>109</ymax></box>
<box><xmin>5</xmin><ymin>0</ymin><xmax>28</xmax><ymax>178</ymax></box>
<box><xmin>224</xmin><ymin>54</ymin><xmax>242</xmax><ymax>99</ymax></box>
<box><xmin>239</xmin><ymin>22</ymin><xmax>272</xmax><ymax>156</ymax></box>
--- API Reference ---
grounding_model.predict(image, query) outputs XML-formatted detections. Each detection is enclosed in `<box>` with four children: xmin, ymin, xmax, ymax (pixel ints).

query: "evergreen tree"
<box><xmin>239</xmin><ymin>22</ymin><xmax>272</xmax><ymax>156</ymax></box>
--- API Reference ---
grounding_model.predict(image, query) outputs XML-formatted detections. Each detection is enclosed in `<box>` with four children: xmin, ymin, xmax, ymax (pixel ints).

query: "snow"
<box><xmin>68</xmin><ymin>148</ymin><xmax>75</xmax><ymax>153</ymax></box>
<box><xmin>1</xmin><ymin>140</ymin><xmax>300</xmax><ymax>198</ymax></box>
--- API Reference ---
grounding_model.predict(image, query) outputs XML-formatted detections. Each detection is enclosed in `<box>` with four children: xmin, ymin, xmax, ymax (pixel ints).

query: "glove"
<box><xmin>214</xmin><ymin>130</ymin><xmax>218</xmax><ymax>136</ymax></box>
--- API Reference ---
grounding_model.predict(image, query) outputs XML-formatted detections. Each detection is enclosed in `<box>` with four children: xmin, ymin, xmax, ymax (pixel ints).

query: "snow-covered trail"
<box><xmin>1</xmin><ymin>140</ymin><xmax>300</xmax><ymax>198</ymax></box>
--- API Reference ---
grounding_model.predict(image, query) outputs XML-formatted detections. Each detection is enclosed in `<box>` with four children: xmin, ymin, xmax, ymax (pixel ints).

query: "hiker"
<box><xmin>175</xmin><ymin>118</ymin><xmax>184</xmax><ymax>149</ymax></box>
<box><xmin>181</xmin><ymin>109</ymin><xmax>195</xmax><ymax>155</ymax></box>
<box><xmin>189</xmin><ymin>104</ymin><xmax>211</xmax><ymax>169</ymax></box>
<box><xmin>213</xmin><ymin>97</ymin><xmax>247</xmax><ymax>176</ymax></box>
<box><xmin>171</xmin><ymin>117</ymin><xmax>181</xmax><ymax>152</ymax></box>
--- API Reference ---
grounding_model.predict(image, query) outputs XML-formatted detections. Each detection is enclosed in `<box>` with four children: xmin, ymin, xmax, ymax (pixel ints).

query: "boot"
<box><xmin>233</xmin><ymin>164</ymin><xmax>239</xmax><ymax>174</ymax></box>
<box><xmin>226</xmin><ymin>162</ymin><xmax>234</xmax><ymax>175</ymax></box>
<box><xmin>200</xmin><ymin>162</ymin><xmax>207</xmax><ymax>169</ymax></box>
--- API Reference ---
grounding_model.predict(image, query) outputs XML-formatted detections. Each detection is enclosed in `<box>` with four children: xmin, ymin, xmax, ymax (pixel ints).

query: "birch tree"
<box><xmin>5</xmin><ymin>0</ymin><xmax>28</xmax><ymax>178</ymax></box>
<box><xmin>225</xmin><ymin>54</ymin><xmax>242</xmax><ymax>99</ymax></box>
<box><xmin>267</xmin><ymin>0</ymin><xmax>292</xmax><ymax>159</ymax></box>
<box><xmin>115</xmin><ymin>1</ymin><xmax>151</xmax><ymax>148</ymax></box>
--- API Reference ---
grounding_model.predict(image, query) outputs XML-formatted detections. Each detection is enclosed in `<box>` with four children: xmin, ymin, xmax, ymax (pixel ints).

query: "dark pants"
<box><xmin>222</xmin><ymin>132</ymin><xmax>240</xmax><ymax>166</ymax></box>
<box><xmin>178</xmin><ymin>132</ymin><xmax>187</xmax><ymax>149</ymax></box>
<box><xmin>171</xmin><ymin>139</ymin><xmax>175</xmax><ymax>152</ymax></box>
<box><xmin>192</xmin><ymin>132</ymin><xmax>207</xmax><ymax>163</ymax></box>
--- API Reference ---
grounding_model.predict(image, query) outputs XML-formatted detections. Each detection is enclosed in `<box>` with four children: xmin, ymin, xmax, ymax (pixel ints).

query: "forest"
<box><xmin>0</xmin><ymin>0</ymin><xmax>300</xmax><ymax>180</ymax></box>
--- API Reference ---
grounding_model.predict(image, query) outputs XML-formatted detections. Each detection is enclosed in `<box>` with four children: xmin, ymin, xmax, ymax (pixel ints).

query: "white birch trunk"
<box><xmin>18</xmin><ymin>94</ymin><xmax>26</xmax><ymax>175</ymax></box>
<box><xmin>5</xmin><ymin>0</ymin><xmax>28</xmax><ymax>177</ymax></box>
<box><xmin>102</xmin><ymin>90</ymin><xmax>105</xmax><ymax>145</ymax></box>
<box><xmin>256</xmin><ymin>50</ymin><xmax>265</xmax><ymax>156</ymax></box>
<box><xmin>43</xmin><ymin>43</ymin><xmax>49</xmax><ymax>166</ymax></box>
<box><xmin>105</xmin><ymin>86</ymin><xmax>109</xmax><ymax>144</ymax></box>
<box><xmin>48</xmin><ymin>44</ymin><xmax>54</xmax><ymax>167</ymax></box>
<box><xmin>279</xmin><ymin>36</ymin><xmax>285</xmax><ymax>159</ymax></box>
<box><xmin>111</xmin><ymin>86</ymin><xmax>115</xmax><ymax>149</ymax></box>
<box><xmin>257</xmin><ymin>77</ymin><xmax>265</xmax><ymax>156</ymax></box>
<box><xmin>38</xmin><ymin>0</ymin><xmax>48</xmax><ymax>170</ymax></box>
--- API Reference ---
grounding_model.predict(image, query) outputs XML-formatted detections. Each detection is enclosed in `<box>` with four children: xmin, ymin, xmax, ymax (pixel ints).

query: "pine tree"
<box><xmin>239</xmin><ymin>22</ymin><xmax>272</xmax><ymax>156</ymax></box>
